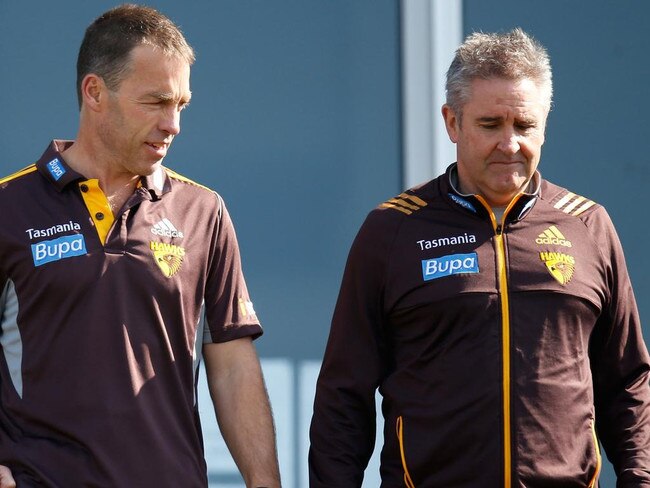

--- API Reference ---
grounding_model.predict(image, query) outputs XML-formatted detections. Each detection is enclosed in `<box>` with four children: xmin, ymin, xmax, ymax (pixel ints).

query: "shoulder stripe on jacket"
<box><xmin>553</xmin><ymin>191</ymin><xmax>596</xmax><ymax>216</ymax></box>
<box><xmin>380</xmin><ymin>192</ymin><xmax>428</xmax><ymax>215</ymax></box>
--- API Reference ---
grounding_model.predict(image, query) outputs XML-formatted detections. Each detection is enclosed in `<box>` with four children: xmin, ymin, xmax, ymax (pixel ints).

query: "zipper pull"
<box><xmin>496</xmin><ymin>224</ymin><xmax>503</xmax><ymax>235</ymax></box>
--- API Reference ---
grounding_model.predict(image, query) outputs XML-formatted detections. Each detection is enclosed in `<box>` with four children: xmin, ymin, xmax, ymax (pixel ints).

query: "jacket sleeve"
<box><xmin>309</xmin><ymin>210</ymin><xmax>393</xmax><ymax>487</ymax></box>
<box><xmin>588</xmin><ymin>208</ymin><xmax>650</xmax><ymax>485</ymax></box>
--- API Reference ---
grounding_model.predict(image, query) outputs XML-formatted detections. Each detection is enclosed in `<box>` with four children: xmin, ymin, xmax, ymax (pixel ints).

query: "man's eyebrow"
<box><xmin>147</xmin><ymin>91</ymin><xmax>192</xmax><ymax>102</ymax></box>
<box><xmin>477</xmin><ymin>116</ymin><xmax>503</xmax><ymax>123</ymax></box>
<box><xmin>515</xmin><ymin>116</ymin><xmax>537</xmax><ymax>125</ymax></box>
<box><xmin>476</xmin><ymin>115</ymin><xmax>537</xmax><ymax>125</ymax></box>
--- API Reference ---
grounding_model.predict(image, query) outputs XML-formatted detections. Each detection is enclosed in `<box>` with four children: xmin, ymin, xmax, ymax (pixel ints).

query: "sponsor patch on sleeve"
<box><xmin>422</xmin><ymin>252</ymin><xmax>479</xmax><ymax>281</ymax></box>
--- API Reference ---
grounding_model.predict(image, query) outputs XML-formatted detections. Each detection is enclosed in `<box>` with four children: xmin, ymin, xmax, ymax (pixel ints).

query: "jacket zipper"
<box><xmin>396</xmin><ymin>416</ymin><xmax>416</xmax><ymax>488</ymax></box>
<box><xmin>495</xmin><ymin>230</ymin><xmax>511</xmax><ymax>488</ymax></box>
<box><xmin>475</xmin><ymin>195</ymin><xmax>522</xmax><ymax>488</ymax></box>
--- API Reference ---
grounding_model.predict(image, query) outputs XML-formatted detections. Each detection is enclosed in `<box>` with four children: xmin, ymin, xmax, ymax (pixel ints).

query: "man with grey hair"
<box><xmin>309</xmin><ymin>28</ymin><xmax>650</xmax><ymax>486</ymax></box>
<box><xmin>0</xmin><ymin>4</ymin><xmax>280</xmax><ymax>487</ymax></box>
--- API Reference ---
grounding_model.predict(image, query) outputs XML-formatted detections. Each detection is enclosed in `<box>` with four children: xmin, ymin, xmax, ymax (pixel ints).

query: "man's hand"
<box><xmin>0</xmin><ymin>465</ymin><xmax>15</xmax><ymax>488</ymax></box>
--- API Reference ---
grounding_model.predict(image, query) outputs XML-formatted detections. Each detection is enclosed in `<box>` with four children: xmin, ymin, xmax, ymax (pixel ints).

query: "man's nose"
<box><xmin>497</xmin><ymin>129</ymin><xmax>520</xmax><ymax>155</ymax></box>
<box><xmin>160</xmin><ymin>107</ymin><xmax>181</xmax><ymax>136</ymax></box>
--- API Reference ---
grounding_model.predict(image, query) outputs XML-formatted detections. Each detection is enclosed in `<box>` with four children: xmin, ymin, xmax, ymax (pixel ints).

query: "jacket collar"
<box><xmin>442</xmin><ymin>163</ymin><xmax>540</xmax><ymax>224</ymax></box>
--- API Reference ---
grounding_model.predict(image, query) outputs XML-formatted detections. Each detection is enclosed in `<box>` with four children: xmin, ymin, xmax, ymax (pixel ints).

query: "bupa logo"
<box><xmin>448</xmin><ymin>193</ymin><xmax>477</xmax><ymax>213</ymax></box>
<box><xmin>31</xmin><ymin>234</ymin><xmax>87</xmax><ymax>267</ymax></box>
<box><xmin>422</xmin><ymin>252</ymin><xmax>479</xmax><ymax>281</ymax></box>
<box><xmin>46</xmin><ymin>158</ymin><xmax>66</xmax><ymax>181</ymax></box>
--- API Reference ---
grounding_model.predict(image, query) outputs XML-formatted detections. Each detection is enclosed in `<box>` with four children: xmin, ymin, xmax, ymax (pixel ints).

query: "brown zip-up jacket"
<box><xmin>309</xmin><ymin>164</ymin><xmax>650</xmax><ymax>487</ymax></box>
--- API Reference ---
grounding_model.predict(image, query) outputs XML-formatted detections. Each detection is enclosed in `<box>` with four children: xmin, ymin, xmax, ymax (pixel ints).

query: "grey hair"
<box><xmin>445</xmin><ymin>28</ymin><xmax>553</xmax><ymax>120</ymax></box>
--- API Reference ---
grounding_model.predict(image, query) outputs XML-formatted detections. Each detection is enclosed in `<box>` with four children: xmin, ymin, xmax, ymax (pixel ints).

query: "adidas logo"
<box><xmin>535</xmin><ymin>225</ymin><xmax>572</xmax><ymax>247</ymax></box>
<box><xmin>151</xmin><ymin>218</ymin><xmax>184</xmax><ymax>238</ymax></box>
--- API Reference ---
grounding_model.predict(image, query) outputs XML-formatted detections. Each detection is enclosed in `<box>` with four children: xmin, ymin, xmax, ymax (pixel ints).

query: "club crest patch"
<box><xmin>539</xmin><ymin>251</ymin><xmax>575</xmax><ymax>285</ymax></box>
<box><xmin>150</xmin><ymin>241</ymin><xmax>185</xmax><ymax>278</ymax></box>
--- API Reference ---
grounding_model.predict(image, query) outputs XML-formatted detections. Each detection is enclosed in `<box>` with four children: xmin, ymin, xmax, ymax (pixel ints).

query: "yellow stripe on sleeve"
<box><xmin>0</xmin><ymin>165</ymin><xmax>38</xmax><ymax>185</ymax></box>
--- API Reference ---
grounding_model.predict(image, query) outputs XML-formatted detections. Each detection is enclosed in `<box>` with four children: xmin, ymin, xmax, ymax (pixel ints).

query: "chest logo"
<box><xmin>32</xmin><ymin>234</ymin><xmax>87</xmax><ymax>267</ymax></box>
<box><xmin>150</xmin><ymin>242</ymin><xmax>185</xmax><ymax>278</ymax></box>
<box><xmin>417</xmin><ymin>233</ymin><xmax>477</xmax><ymax>250</ymax></box>
<box><xmin>539</xmin><ymin>251</ymin><xmax>575</xmax><ymax>285</ymax></box>
<box><xmin>151</xmin><ymin>218</ymin><xmax>184</xmax><ymax>238</ymax></box>
<box><xmin>535</xmin><ymin>225</ymin><xmax>572</xmax><ymax>247</ymax></box>
<box><xmin>25</xmin><ymin>220</ymin><xmax>82</xmax><ymax>240</ymax></box>
<box><xmin>422</xmin><ymin>252</ymin><xmax>479</xmax><ymax>281</ymax></box>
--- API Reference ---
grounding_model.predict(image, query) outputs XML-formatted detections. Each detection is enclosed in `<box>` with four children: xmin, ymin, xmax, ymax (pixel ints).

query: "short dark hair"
<box><xmin>76</xmin><ymin>4</ymin><xmax>195</xmax><ymax>108</ymax></box>
<box><xmin>446</xmin><ymin>28</ymin><xmax>552</xmax><ymax>121</ymax></box>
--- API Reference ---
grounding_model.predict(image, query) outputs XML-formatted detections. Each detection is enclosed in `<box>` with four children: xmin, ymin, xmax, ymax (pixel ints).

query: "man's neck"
<box><xmin>61</xmin><ymin>141</ymin><xmax>140</xmax><ymax>214</ymax></box>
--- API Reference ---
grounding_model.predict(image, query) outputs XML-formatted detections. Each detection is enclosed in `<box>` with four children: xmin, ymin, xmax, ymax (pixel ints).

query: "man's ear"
<box><xmin>441</xmin><ymin>104</ymin><xmax>460</xmax><ymax>143</ymax></box>
<box><xmin>79</xmin><ymin>74</ymin><xmax>106</xmax><ymax>112</ymax></box>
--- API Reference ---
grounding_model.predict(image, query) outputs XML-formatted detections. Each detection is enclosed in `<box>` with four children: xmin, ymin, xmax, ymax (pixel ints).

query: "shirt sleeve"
<box><xmin>309</xmin><ymin>209</ymin><xmax>395</xmax><ymax>487</ymax></box>
<box><xmin>587</xmin><ymin>208</ymin><xmax>650</xmax><ymax>485</ymax></box>
<box><xmin>202</xmin><ymin>195</ymin><xmax>262</xmax><ymax>344</ymax></box>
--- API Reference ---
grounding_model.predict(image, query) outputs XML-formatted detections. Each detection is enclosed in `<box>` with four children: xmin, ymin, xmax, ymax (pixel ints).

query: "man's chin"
<box><xmin>495</xmin><ymin>175</ymin><xmax>530</xmax><ymax>193</ymax></box>
<box><xmin>138</xmin><ymin>160</ymin><xmax>164</xmax><ymax>176</ymax></box>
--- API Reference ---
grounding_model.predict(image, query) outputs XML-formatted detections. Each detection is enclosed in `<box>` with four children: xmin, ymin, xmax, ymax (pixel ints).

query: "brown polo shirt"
<box><xmin>0</xmin><ymin>140</ymin><xmax>262</xmax><ymax>487</ymax></box>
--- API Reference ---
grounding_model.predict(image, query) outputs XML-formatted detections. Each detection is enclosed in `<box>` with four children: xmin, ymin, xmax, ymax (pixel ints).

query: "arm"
<box><xmin>203</xmin><ymin>338</ymin><xmax>281</xmax><ymax>488</ymax></box>
<box><xmin>592</xmin><ymin>285</ymin><xmax>650</xmax><ymax>485</ymax></box>
<box><xmin>0</xmin><ymin>466</ymin><xmax>15</xmax><ymax>488</ymax></box>
<box><xmin>309</xmin><ymin>211</ymin><xmax>390</xmax><ymax>487</ymax></box>
<box><xmin>0</xmin><ymin>283</ymin><xmax>15</xmax><ymax>488</ymax></box>
<box><xmin>589</xmin><ymin>209</ymin><xmax>650</xmax><ymax>485</ymax></box>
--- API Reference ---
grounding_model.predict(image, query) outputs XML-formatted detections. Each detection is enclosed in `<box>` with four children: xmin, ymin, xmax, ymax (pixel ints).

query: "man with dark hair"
<box><xmin>0</xmin><ymin>4</ymin><xmax>280</xmax><ymax>487</ymax></box>
<box><xmin>75</xmin><ymin>3</ymin><xmax>196</xmax><ymax>108</ymax></box>
<box><xmin>309</xmin><ymin>28</ymin><xmax>650</xmax><ymax>486</ymax></box>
